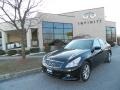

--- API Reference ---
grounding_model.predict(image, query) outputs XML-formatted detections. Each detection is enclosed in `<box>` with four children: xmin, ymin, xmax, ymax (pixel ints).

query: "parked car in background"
<box><xmin>42</xmin><ymin>38</ymin><xmax>112</xmax><ymax>82</ymax></box>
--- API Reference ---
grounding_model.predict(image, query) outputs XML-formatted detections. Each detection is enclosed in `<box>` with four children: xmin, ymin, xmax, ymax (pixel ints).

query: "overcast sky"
<box><xmin>39</xmin><ymin>0</ymin><xmax>120</xmax><ymax>35</ymax></box>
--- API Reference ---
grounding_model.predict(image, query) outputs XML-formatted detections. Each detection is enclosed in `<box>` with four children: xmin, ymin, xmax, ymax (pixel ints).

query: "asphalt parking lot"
<box><xmin>0</xmin><ymin>46</ymin><xmax>120</xmax><ymax>90</ymax></box>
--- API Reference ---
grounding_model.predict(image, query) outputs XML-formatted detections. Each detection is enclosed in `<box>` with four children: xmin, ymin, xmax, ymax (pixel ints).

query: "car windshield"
<box><xmin>64</xmin><ymin>39</ymin><xmax>93</xmax><ymax>50</ymax></box>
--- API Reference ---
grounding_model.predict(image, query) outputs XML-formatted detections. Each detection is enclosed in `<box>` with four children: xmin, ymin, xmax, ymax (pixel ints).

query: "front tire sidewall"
<box><xmin>80</xmin><ymin>62</ymin><xmax>91</xmax><ymax>82</ymax></box>
<box><xmin>105</xmin><ymin>52</ymin><xmax>111</xmax><ymax>63</ymax></box>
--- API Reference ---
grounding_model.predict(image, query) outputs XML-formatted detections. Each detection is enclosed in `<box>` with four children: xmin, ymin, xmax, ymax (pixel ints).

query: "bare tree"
<box><xmin>0</xmin><ymin>0</ymin><xmax>43</xmax><ymax>59</ymax></box>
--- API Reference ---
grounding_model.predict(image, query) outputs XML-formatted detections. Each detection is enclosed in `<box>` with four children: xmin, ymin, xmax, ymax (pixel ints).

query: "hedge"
<box><xmin>30</xmin><ymin>47</ymin><xmax>40</xmax><ymax>53</ymax></box>
<box><xmin>0</xmin><ymin>50</ymin><xmax>6</xmax><ymax>55</ymax></box>
<box><xmin>17</xmin><ymin>50</ymin><xmax>30</xmax><ymax>55</ymax></box>
<box><xmin>107</xmin><ymin>41</ymin><xmax>115</xmax><ymax>47</ymax></box>
<box><xmin>7</xmin><ymin>50</ymin><xmax>17</xmax><ymax>56</ymax></box>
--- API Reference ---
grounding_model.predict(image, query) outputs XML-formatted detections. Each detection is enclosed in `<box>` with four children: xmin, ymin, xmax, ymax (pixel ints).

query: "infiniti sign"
<box><xmin>83</xmin><ymin>12</ymin><xmax>96</xmax><ymax>19</ymax></box>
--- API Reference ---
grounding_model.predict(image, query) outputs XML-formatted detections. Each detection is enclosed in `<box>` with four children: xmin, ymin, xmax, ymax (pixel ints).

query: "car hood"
<box><xmin>46</xmin><ymin>49</ymin><xmax>90</xmax><ymax>62</ymax></box>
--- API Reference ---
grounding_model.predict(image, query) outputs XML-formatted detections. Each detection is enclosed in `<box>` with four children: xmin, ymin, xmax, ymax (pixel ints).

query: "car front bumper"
<box><xmin>42</xmin><ymin>65</ymin><xmax>80</xmax><ymax>81</ymax></box>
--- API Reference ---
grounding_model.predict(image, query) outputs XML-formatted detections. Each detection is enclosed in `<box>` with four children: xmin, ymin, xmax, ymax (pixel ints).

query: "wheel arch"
<box><xmin>109</xmin><ymin>50</ymin><xmax>112</xmax><ymax>55</ymax></box>
<box><xmin>85</xmin><ymin>59</ymin><xmax>92</xmax><ymax>70</ymax></box>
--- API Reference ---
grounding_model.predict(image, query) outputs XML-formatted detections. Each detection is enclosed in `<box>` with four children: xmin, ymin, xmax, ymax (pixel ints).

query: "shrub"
<box><xmin>17</xmin><ymin>50</ymin><xmax>21</xmax><ymax>55</ymax></box>
<box><xmin>17</xmin><ymin>50</ymin><xmax>30</xmax><ymax>55</ymax></box>
<box><xmin>49</xmin><ymin>39</ymin><xmax>65</xmax><ymax>51</ymax></box>
<box><xmin>30</xmin><ymin>47</ymin><xmax>40</xmax><ymax>53</ymax></box>
<box><xmin>0</xmin><ymin>50</ymin><xmax>6</xmax><ymax>55</ymax></box>
<box><xmin>49</xmin><ymin>39</ymin><xmax>65</xmax><ymax>46</ymax></box>
<box><xmin>44</xmin><ymin>46</ymin><xmax>50</xmax><ymax>52</ymax></box>
<box><xmin>25</xmin><ymin>50</ymin><xmax>30</xmax><ymax>55</ymax></box>
<box><xmin>7</xmin><ymin>50</ymin><xmax>17</xmax><ymax>56</ymax></box>
<box><xmin>107</xmin><ymin>41</ymin><xmax>115</xmax><ymax>47</ymax></box>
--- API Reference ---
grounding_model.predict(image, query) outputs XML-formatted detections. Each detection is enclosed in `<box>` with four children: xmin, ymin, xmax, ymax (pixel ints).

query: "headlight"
<box><xmin>42</xmin><ymin>51</ymin><xmax>57</xmax><ymax>66</ymax></box>
<box><xmin>65</xmin><ymin>57</ymin><xmax>81</xmax><ymax>68</ymax></box>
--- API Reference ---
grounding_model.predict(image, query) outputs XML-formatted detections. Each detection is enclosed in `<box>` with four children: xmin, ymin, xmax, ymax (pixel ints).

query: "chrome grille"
<box><xmin>45</xmin><ymin>60</ymin><xmax>63</xmax><ymax>68</ymax></box>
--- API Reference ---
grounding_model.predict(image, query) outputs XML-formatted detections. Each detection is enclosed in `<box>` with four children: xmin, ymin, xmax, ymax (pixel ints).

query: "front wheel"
<box><xmin>105</xmin><ymin>52</ymin><xmax>111</xmax><ymax>63</ymax></box>
<box><xmin>80</xmin><ymin>62</ymin><xmax>91</xmax><ymax>82</ymax></box>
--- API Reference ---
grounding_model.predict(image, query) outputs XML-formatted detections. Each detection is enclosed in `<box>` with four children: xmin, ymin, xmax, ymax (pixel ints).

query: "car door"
<box><xmin>91</xmin><ymin>39</ymin><xmax>104</xmax><ymax>67</ymax></box>
<box><xmin>98</xmin><ymin>39</ymin><xmax>108</xmax><ymax>62</ymax></box>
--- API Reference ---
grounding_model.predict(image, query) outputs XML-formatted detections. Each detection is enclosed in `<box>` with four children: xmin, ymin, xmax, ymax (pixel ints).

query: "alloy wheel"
<box><xmin>83</xmin><ymin>64</ymin><xmax>90</xmax><ymax>80</ymax></box>
<box><xmin>80</xmin><ymin>62</ymin><xmax>91</xmax><ymax>81</ymax></box>
<box><xmin>108</xmin><ymin>53</ymin><xmax>111</xmax><ymax>62</ymax></box>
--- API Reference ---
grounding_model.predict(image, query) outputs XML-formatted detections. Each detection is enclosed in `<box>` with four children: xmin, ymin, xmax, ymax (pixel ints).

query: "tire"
<box><xmin>105</xmin><ymin>52</ymin><xmax>111</xmax><ymax>63</ymax></box>
<box><xmin>80</xmin><ymin>62</ymin><xmax>91</xmax><ymax>82</ymax></box>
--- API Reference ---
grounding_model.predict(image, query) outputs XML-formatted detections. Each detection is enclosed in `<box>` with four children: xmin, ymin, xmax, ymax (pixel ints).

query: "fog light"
<box><xmin>67</xmin><ymin>69</ymin><xmax>72</xmax><ymax>72</ymax></box>
<box><xmin>66</xmin><ymin>74</ymin><xmax>71</xmax><ymax>77</ymax></box>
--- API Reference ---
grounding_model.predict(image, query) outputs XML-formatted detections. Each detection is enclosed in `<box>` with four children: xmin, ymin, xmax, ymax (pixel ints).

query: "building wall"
<box><xmin>105</xmin><ymin>21</ymin><xmax>116</xmax><ymax>27</ymax></box>
<box><xmin>63</xmin><ymin>7</ymin><xmax>106</xmax><ymax>40</ymax></box>
<box><xmin>7</xmin><ymin>32</ymin><xmax>21</xmax><ymax>43</ymax></box>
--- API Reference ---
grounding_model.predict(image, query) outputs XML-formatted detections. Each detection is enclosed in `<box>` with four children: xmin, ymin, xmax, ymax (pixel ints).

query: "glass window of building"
<box><xmin>42</xmin><ymin>22</ymin><xmax>53</xmax><ymax>28</ymax></box>
<box><xmin>54</xmin><ymin>23</ymin><xmax>63</xmax><ymax>29</ymax></box>
<box><xmin>54</xmin><ymin>28</ymin><xmax>63</xmax><ymax>34</ymax></box>
<box><xmin>42</xmin><ymin>21</ymin><xmax>73</xmax><ymax>47</ymax></box>
<box><xmin>64</xmin><ymin>23</ymin><xmax>73</xmax><ymax>28</ymax></box>
<box><xmin>43</xmin><ymin>28</ymin><xmax>53</xmax><ymax>34</ymax></box>
<box><xmin>106</xmin><ymin>27</ymin><xmax>116</xmax><ymax>42</ymax></box>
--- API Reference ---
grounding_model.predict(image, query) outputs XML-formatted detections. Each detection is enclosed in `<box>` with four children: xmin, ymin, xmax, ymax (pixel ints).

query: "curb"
<box><xmin>29</xmin><ymin>52</ymin><xmax>46</xmax><ymax>56</ymax></box>
<box><xmin>0</xmin><ymin>52</ymin><xmax>46</xmax><ymax>57</ymax></box>
<box><xmin>0</xmin><ymin>68</ymin><xmax>41</xmax><ymax>82</ymax></box>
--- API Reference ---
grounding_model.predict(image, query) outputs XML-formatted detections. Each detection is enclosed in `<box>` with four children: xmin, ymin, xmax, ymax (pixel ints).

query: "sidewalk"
<box><xmin>0</xmin><ymin>68</ymin><xmax>41</xmax><ymax>82</ymax></box>
<box><xmin>0</xmin><ymin>52</ymin><xmax>46</xmax><ymax>61</ymax></box>
<box><xmin>0</xmin><ymin>55</ymin><xmax>43</xmax><ymax>82</ymax></box>
<box><xmin>0</xmin><ymin>51</ymin><xmax>46</xmax><ymax>56</ymax></box>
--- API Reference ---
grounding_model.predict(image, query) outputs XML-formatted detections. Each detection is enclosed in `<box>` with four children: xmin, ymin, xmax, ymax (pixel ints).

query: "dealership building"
<box><xmin>0</xmin><ymin>7</ymin><xmax>117</xmax><ymax>51</ymax></box>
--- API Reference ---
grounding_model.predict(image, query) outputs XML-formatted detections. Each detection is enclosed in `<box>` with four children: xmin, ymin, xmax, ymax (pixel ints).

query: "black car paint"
<box><xmin>47</xmin><ymin>49</ymin><xmax>90</xmax><ymax>63</ymax></box>
<box><xmin>42</xmin><ymin>38</ymin><xmax>111</xmax><ymax>80</ymax></box>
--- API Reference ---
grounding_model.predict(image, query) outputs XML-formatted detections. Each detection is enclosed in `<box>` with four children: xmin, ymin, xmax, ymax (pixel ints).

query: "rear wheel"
<box><xmin>80</xmin><ymin>62</ymin><xmax>91</xmax><ymax>82</ymax></box>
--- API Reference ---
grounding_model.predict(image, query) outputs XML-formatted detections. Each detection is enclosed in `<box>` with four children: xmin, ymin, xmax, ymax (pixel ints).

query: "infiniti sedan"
<box><xmin>42</xmin><ymin>38</ymin><xmax>112</xmax><ymax>81</ymax></box>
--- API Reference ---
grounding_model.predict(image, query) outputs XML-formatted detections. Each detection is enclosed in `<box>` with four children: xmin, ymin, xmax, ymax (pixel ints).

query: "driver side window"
<box><xmin>93</xmin><ymin>40</ymin><xmax>101</xmax><ymax>48</ymax></box>
<box><xmin>99</xmin><ymin>39</ymin><xmax>105</xmax><ymax>48</ymax></box>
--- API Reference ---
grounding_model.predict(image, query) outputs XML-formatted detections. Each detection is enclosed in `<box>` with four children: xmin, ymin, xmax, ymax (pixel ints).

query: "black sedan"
<box><xmin>42</xmin><ymin>38</ymin><xmax>112</xmax><ymax>81</ymax></box>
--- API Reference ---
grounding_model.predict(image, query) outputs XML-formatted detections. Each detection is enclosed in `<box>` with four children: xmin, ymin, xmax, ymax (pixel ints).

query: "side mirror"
<box><xmin>91</xmin><ymin>46</ymin><xmax>101</xmax><ymax>53</ymax></box>
<box><xmin>94</xmin><ymin>46</ymin><xmax>101</xmax><ymax>50</ymax></box>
